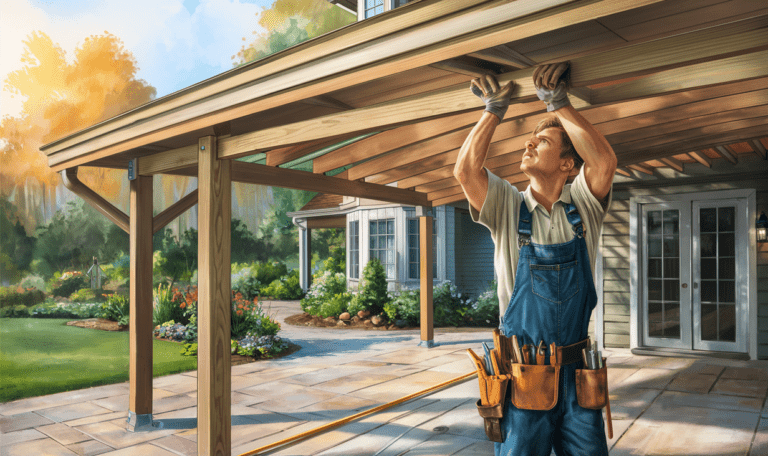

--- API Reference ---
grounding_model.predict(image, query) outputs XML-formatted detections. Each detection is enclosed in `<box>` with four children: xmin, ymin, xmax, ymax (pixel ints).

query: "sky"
<box><xmin>1</xmin><ymin>0</ymin><xmax>273</xmax><ymax>118</ymax></box>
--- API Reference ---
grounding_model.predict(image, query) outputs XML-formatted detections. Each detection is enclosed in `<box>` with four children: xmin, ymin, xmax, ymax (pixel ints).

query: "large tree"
<box><xmin>1</xmin><ymin>31</ymin><xmax>156</xmax><ymax>230</ymax></box>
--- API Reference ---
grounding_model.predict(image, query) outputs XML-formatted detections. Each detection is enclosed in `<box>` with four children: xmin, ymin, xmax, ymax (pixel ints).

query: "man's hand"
<box><xmin>533</xmin><ymin>62</ymin><xmax>570</xmax><ymax>112</ymax></box>
<box><xmin>471</xmin><ymin>74</ymin><xmax>514</xmax><ymax>120</ymax></box>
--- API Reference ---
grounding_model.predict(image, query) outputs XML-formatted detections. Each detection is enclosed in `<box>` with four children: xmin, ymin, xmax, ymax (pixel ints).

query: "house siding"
<box><xmin>454</xmin><ymin>209</ymin><xmax>495</xmax><ymax>298</ymax></box>
<box><xmin>604</xmin><ymin>173</ymin><xmax>768</xmax><ymax>357</ymax></box>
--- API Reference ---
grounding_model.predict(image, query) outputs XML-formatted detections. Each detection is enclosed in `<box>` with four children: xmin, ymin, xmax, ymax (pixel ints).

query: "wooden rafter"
<box><xmin>467</xmin><ymin>45</ymin><xmax>535</xmax><ymax>69</ymax></box>
<box><xmin>750</xmin><ymin>139</ymin><xmax>768</xmax><ymax>159</ymax></box>
<box><xmin>659</xmin><ymin>156</ymin><xmax>684</xmax><ymax>172</ymax></box>
<box><xmin>688</xmin><ymin>151</ymin><xmax>713</xmax><ymax>168</ymax></box>
<box><xmin>714</xmin><ymin>145</ymin><xmax>739</xmax><ymax>164</ymax></box>
<box><xmin>615</xmin><ymin>168</ymin><xmax>632</xmax><ymax>177</ymax></box>
<box><xmin>627</xmin><ymin>163</ymin><xmax>655</xmax><ymax>175</ymax></box>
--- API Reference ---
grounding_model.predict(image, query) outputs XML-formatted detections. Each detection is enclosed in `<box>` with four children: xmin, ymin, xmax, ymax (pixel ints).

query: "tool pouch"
<box><xmin>509</xmin><ymin>363</ymin><xmax>560</xmax><ymax>411</ymax></box>
<box><xmin>475</xmin><ymin>375</ymin><xmax>509</xmax><ymax>442</ymax></box>
<box><xmin>574</xmin><ymin>358</ymin><xmax>608</xmax><ymax>410</ymax></box>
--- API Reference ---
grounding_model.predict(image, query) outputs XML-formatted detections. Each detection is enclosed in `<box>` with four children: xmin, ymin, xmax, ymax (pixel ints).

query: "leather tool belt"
<box><xmin>469</xmin><ymin>330</ymin><xmax>612</xmax><ymax>443</ymax></box>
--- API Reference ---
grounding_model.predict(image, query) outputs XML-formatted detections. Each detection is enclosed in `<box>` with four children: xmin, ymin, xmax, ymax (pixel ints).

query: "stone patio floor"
<box><xmin>1</xmin><ymin>300</ymin><xmax>767</xmax><ymax>455</ymax></box>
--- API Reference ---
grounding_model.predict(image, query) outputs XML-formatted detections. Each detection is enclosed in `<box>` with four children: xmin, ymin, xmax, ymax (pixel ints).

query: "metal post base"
<box><xmin>418</xmin><ymin>340</ymin><xmax>436</xmax><ymax>348</ymax></box>
<box><xmin>127</xmin><ymin>412</ymin><xmax>164</xmax><ymax>432</ymax></box>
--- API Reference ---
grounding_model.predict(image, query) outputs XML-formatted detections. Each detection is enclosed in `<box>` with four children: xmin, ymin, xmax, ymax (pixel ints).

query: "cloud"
<box><xmin>1</xmin><ymin>0</ymin><xmax>269</xmax><ymax>118</ymax></box>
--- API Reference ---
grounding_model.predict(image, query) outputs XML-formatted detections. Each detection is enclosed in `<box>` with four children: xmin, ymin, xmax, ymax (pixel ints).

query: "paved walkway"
<box><xmin>1</xmin><ymin>301</ymin><xmax>767</xmax><ymax>455</ymax></box>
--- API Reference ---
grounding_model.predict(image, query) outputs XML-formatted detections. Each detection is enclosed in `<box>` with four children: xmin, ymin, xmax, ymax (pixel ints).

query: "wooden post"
<box><xmin>307</xmin><ymin>228</ymin><xmax>312</xmax><ymax>288</ymax></box>
<box><xmin>419</xmin><ymin>211</ymin><xmax>434</xmax><ymax>347</ymax></box>
<box><xmin>298</xmin><ymin>221</ymin><xmax>310</xmax><ymax>291</ymax></box>
<box><xmin>197</xmin><ymin>136</ymin><xmax>232</xmax><ymax>456</ymax></box>
<box><xmin>127</xmin><ymin>174</ymin><xmax>153</xmax><ymax>430</ymax></box>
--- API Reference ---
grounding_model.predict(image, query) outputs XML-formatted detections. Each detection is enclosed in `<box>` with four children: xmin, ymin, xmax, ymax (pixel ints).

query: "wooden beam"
<box><xmin>306</xmin><ymin>216</ymin><xmax>347</xmax><ymax>229</ymax></box>
<box><xmin>128</xmin><ymin>174</ymin><xmax>153</xmax><ymax>422</ymax></box>
<box><xmin>431</xmin><ymin>173</ymin><xmax>528</xmax><ymax>206</ymax></box>
<box><xmin>301</xmin><ymin>95</ymin><xmax>354</xmax><ymax>111</ymax></box>
<box><xmin>153</xmin><ymin>190</ymin><xmax>199</xmax><ymax>234</ymax></box>
<box><xmin>750</xmin><ymin>139</ymin><xmax>768</xmax><ymax>159</ymax></box>
<box><xmin>207</xmin><ymin>16</ymin><xmax>768</xmax><ymax>156</ymax></box>
<box><xmin>139</xmin><ymin>145</ymin><xmax>198</xmax><ymax>175</ymax></box>
<box><xmin>659</xmin><ymin>156</ymin><xmax>684</xmax><ymax>172</ymax></box>
<box><xmin>231</xmin><ymin>162</ymin><xmax>430</xmax><ymax>207</ymax></box>
<box><xmin>615</xmin><ymin>168</ymin><xmax>631</xmax><ymax>177</ymax></box>
<box><xmin>591</xmin><ymin>49</ymin><xmax>768</xmax><ymax>105</ymax></box>
<box><xmin>419</xmin><ymin>215</ymin><xmax>434</xmax><ymax>345</ymax></box>
<box><xmin>688</xmin><ymin>151</ymin><xmax>712</xmax><ymax>168</ymax></box>
<box><xmin>266</xmin><ymin>137</ymin><xmax>349</xmax><ymax>167</ymax></box>
<box><xmin>61</xmin><ymin>168</ymin><xmax>130</xmax><ymax>233</ymax></box>
<box><xmin>52</xmin><ymin>0</ymin><xmax>638</xmax><ymax>170</ymax></box>
<box><xmin>429</xmin><ymin>58</ymin><xmax>497</xmax><ymax>77</ymax></box>
<box><xmin>627</xmin><ymin>163</ymin><xmax>655</xmax><ymax>175</ymax></box>
<box><xmin>715</xmin><ymin>145</ymin><xmax>739</xmax><ymax>164</ymax></box>
<box><xmin>197</xmin><ymin>136</ymin><xmax>231</xmax><ymax>456</ymax></box>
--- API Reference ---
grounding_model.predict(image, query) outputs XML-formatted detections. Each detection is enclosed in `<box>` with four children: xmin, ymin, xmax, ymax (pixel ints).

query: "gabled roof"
<box><xmin>42</xmin><ymin>0</ymin><xmax>768</xmax><ymax>207</ymax></box>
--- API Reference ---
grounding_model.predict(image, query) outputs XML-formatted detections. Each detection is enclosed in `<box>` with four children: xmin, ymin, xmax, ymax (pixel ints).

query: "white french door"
<box><xmin>640</xmin><ymin>197</ymin><xmax>748</xmax><ymax>353</ymax></box>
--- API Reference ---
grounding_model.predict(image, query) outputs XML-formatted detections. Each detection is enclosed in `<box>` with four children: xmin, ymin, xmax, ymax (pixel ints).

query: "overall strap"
<box><xmin>517</xmin><ymin>200</ymin><xmax>532</xmax><ymax>248</ymax></box>
<box><xmin>565</xmin><ymin>202</ymin><xmax>585</xmax><ymax>238</ymax></box>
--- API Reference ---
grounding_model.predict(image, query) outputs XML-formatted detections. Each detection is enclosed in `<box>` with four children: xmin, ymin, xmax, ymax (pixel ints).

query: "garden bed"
<box><xmin>285</xmin><ymin>312</ymin><xmax>416</xmax><ymax>330</ymax></box>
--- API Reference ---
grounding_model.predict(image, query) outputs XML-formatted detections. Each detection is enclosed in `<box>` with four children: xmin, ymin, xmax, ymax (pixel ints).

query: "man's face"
<box><xmin>520</xmin><ymin>127</ymin><xmax>569</xmax><ymax>178</ymax></box>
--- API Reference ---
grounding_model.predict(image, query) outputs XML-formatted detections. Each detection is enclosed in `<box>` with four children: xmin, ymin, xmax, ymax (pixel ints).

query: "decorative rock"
<box><xmin>339</xmin><ymin>312</ymin><xmax>351</xmax><ymax>321</ymax></box>
<box><xmin>371</xmin><ymin>315</ymin><xmax>384</xmax><ymax>326</ymax></box>
<box><xmin>358</xmin><ymin>310</ymin><xmax>371</xmax><ymax>319</ymax></box>
<box><xmin>352</xmin><ymin>316</ymin><xmax>361</xmax><ymax>323</ymax></box>
<box><xmin>388</xmin><ymin>324</ymin><xmax>397</xmax><ymax>330</ymax></box>
<box><xmin>337</xmin><ymin>320</ymin><xmax>346</xmax><ymax>327</ymax></box>
<box><xmin>363</xmin><ymin>319</ymin><xmax>373</xmax><ymax>326</ymax></box>
<box><xmin>395</xmin><ymin>319</ymin><xmax>407</xmax><ymax>328</ymax></box>
<box><xmin>324</xmin><ymin>316</ymin><xmax>336</xmax><ymax>323</ymax></box>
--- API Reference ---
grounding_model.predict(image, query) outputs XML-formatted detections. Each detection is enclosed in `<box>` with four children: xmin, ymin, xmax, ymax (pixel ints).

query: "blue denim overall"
<box><xmin>496</xmin><ymin>201</ymin><xmax>608</xmax><ymax>456</ymax></box>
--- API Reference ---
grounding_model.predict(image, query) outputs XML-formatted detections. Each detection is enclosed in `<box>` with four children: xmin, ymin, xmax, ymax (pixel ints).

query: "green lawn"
<box><xmin>0</xmin><ymin>318</ymin><xmax>197</xmax><ymax>403</ymax></box>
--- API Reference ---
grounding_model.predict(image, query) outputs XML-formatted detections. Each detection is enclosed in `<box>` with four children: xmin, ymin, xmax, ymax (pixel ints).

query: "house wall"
<box><xmin>453</xmin><ymin>208</ymin><xmax>495</xmax><ymax>298</ymax></box>
<box><xmin>602</xmin><ymin>168</ymin><xmax>768</xmax><ymax>358</ymax></box>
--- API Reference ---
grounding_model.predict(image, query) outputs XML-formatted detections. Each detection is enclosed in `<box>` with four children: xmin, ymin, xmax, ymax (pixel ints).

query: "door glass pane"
<box><xmin>719</xmin><ymin>304</ymin><xmax>736</xmax><ymax>342</ymax></box>
<box><xmin>648</xmin><ymin>280</ymin><xmax>662</xmax><ymax>301</ymax></box>
<box><xmin>701</xmin><ymin>280</ymin><xmax>716</xmax><ymax>302</ymax></box>
<box><xmin>665</xmin><ymin>303</ymin><xmax>681</xmax><ymax>338</ymax></box>
<box><xmin>700</xmin><ymin>208</ymin><xmax>716</xmax><ymax>232</ymax></box>
<box><xmin>648</xmin><ymin>238</ymin><xmax>661</xmax><ymax>257</ymax></box>
<box><xmin>648</xmin><ymin>259</ymin><xmax>662</xmax><ymax>278</ymax></box>
<box><xmin>719</xmin><ymin>233</ymin><xmax>734</xmax><ymax>257</ymax></box>
<box><xmin>648</xmin><ymin>211</ymin><xmax>662</xmax><ymax>235</ymax></box>
<box><xmin>719</xmin><ymin>257</ymin><xmax>735</xmax><ymax>280</ymax></box>
<box><xmin>664</xmin><ymin>236</ymin><xmax>679</xmax><ymax>256</ymax></box>
<box><xmin>700</xmin><ymin>233</ymin><xmax>716</xmax><ymax>257</ymax></box>
<box><xmin>719</xmin><ymin>280</ymin><xmax>735</xmax><ymax>303</ymax></box>
<box><xmin>701</xmin><ymin>258</ymin><xmax>717</xmax><ymax>279</ymax></box>
<box><xmin>664</xmin><ymin>211</ymin><xmax>679</xmax><ymax>235</ymax></box>
<box><xmin>718</xmin><ymin>207</ymin><xmax>734</xmax><ymax>232</ymax></box>
<box><xmin>664</xmin><ymin>280</ymin><xmax>679</xmax><ymax>301</ymax></box>
<box><xmin>701</xmin><ymin>304</ymin><xmax>718</xmax><ymax>341</ymax></box>
<box><xmin>664</xmin><ymin>258</ymin><xmax>679</xmax><ymax>278</ymax></box>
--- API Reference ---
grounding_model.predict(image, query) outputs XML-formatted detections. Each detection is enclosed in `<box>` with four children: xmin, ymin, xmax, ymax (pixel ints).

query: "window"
<box><xmin>370</xmin><ymin>219</ymin><xmax>395</xmax><ymax>279</ymax></box>
<box><xmin>349</xmin><ymin>221</ymin><xmax>360</xmax><ymax>279</ymax></box>
<box><xmin>393</xmin><ymin>0</ymin><xmax>414</xmax><ymax>7</ymax></box>
<box><xmin>364</xmin><ymin>0</ymin><xmax>384</xmax><ymax>18</ymax></box>
<box><xmin>407</xmin><ymin>218</ymin><xmax>437</xmax><ymax>280</ymax></box>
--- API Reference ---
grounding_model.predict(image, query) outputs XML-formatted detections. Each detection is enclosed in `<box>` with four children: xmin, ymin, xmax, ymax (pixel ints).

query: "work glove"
<box><xmin>470</xmin><ymin>74</ymin><xmax>514</xmax><ymax>120</ymax></box>
<box><xmin>533</xmin><ymin>62</ymin><xmax>571</xmax><ymax>112</ymax></box>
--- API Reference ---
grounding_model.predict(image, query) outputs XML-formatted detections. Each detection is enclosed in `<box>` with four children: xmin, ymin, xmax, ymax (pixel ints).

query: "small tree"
<box><xmin>350</xmin><ymin>258</ymin><xmax>389</xmax><ymax>316</ymax></box>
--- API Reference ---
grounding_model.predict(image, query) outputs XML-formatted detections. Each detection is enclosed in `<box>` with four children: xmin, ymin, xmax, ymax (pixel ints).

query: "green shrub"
<box><xmin>0</xmin><ymin>304</ymin><xmax>29</xmax><ymax>318</ymax></box>
<box><xmin>28</xmin><ymin>302</ymin><xmax>100</xmax><ymax>319</ymax></box>
<box><xmin>300</xmin><ymin>271</ymin><xmax>348</xmax><ymax>316</ymax></box>
<box><xmin>50</xmin><ymin>271</ymin><xmax>89</xmax><ymax>298</ymax></box>
<box><xmin>99</xmin><ymin>293</ymin><xmax>130</xmax><ymax>326</ymax></box>
<box><xmin>433</xmin><ymin>281</ymin><xmax>473</xmax><ymax>327</ymax></box>
<box><xmin>70</xmin><ymin>288</ymin><xmax>106</xmax><ymax>303</ymax></box>
<box><xmin>261</xmin><ymin>270</ymin><xmax>304</xmax><ymax>300</ymax></box>
<box><xmin>317</xmin><ymin>292</ymin><xmax>353</xmax><ymax>318</ymax></box>
<box><xmin>351</xmin><ymin>258</ymin><xmax>389</xmax><ymax>316</ymax></box>
<box><xmin>0</xmin><ymin>286</ymin><xmax>46</xmax><ymax>308</ymax></box>
<box><xmin>318</xmin><ymin>245</ymin><xmax>345</xmax><ymax>275</ymax></box>
<box><xmin>231</xmin><ymin>292</ymin><xmax>282</xmax><ymax>339</ymax></box>
<box><xmin>19</xmin><ymin>274</ymin><xmax>46</xmax><ymax>292</ymax></box>
<box><xmin>384</xmin><ymin>289</ymin><xmax>420</xmax><ymax>325</ymax></box>
<box><xmin>153</xmin><ymin>284</ymin><xmax>188</xmax><ymax>326</ymax></box>
<box><xmin>231</xmin><ymin>261</ymin><xmax>288</xmax><ymax>300</ymax></box>
<box><xmin>181</xmin><ymin>342</ymin><xmax>198</xmax><ymax>357</ymax></box>
<box><xmin>467</xmin><ymin>279</ymin><xmax>499</xmax><ymax>326</ymax></box>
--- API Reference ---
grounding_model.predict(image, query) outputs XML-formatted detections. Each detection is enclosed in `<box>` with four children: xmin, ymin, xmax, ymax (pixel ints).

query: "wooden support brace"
<box><xmin>659</xmin><ymin>157</ymin><xmax>684</xmax><ymax>172</ymax></box>
<box><xmin>615</xmin><ymin>168</ymin><xmax>632</xmax><ymax>177</ymax></box>
<box><xmin>61</xmin><ymin>168</ymin><xmax>130</xmax><ymax>233</ymax></box>
<box><xmin>153</xmin><ymin>190</ymin><xmax>199</xmax><ymax>234</ymax></box>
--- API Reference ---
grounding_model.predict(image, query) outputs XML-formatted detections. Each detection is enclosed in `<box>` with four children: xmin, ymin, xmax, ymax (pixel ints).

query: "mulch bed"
<box><xmin>284</xmin><ymin>312</ymin><xmax>415</xmax><ymax>330</ymax></box>
<box><xmin>66</xmin><ymin>318</ymin><xmax>302</xmax><ymax>363</ymax></box>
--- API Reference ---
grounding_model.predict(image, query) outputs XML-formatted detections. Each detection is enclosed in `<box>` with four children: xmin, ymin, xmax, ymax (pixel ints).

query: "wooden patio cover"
<box><xmin>43</xmin><ymin>0</ymin><xmax>768</xmax><ymax>454</ymax></box>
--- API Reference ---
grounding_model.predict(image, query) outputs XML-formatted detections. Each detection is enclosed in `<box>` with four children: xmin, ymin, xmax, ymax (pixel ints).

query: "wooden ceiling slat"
<box><xmin>688</xmin><ymin>151</ymin><xmax>713</xmax><ymax>168</ymax></box>
<box><xmin>714</xmin><ymin>145</ymin><xmax>739</xmax><ymax>165</ymax></box>
<box><xmin>597</xmin><ymin>0</ymin><xmax>726</xmax><ymax>31</ymax></box>
<box><xmin>727</xmin><ymin>142</ymin><xmax>753</xmax><ymax>153</ymax></box>
<box><xmin>659</xmin><ymin>157</ymin><xmax>684</xmax><ymax>172</ymax></box>
<box><xmin>266</xmin><ymin>137</ymin><xmax>349</xmax><ymax>167</ymax></box>
<box><xmin>627</xmin><ymin>163</ymin><xmax>655</xmax><ymax>175</ymax></box>
<box><xmin>338</xmin><ymin>72</ymin><xmax>469</xmax><ymax>108</ymax></box>
<box><xmin>615</xmin><ymin>168</ymin><xmax>632</xmax><ymax>177</ymax></box>
<box><xmin>750</xmin><ymin>139</ymin><xmax>767</xmax><ymax>159</ymax></box>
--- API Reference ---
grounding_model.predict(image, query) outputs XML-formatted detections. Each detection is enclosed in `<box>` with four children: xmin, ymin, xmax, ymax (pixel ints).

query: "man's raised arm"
<box><xmin>534</xmin><ymin>63</ymin><xmax>617</xmax><ymax>203</ymax></box>
<box><xmin>454</xmin><ymin>75</ymin><xmax>515</xmax><ymax>213</ymax></box>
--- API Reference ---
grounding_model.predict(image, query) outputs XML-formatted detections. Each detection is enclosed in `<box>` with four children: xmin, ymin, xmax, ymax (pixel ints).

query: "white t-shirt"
<box><xmin>470</xmin><ymin>168</ymin><xmax>612</xmax><ymax>317</ymax></box>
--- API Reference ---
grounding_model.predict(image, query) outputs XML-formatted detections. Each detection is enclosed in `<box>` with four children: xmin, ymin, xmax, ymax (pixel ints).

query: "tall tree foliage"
<box><xmin>1</xmin><ymin>31</ymin><xmax>156</xmax><ymax>230</ymax></box>
<box><xmin>234</xmin><ymin>0</ymin><xmax>355</xmax><ymax>65</ymax></box>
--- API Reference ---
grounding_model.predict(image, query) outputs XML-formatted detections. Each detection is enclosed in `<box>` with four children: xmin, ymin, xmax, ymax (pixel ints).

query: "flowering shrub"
<box><xmin>99</xmin><ymin>293</ymin><xmax>130</xmax><ymax>326</ymax></box>
<box><xmin>300</xmin><ymin>270</ymin><xmax>348</xmax><ymax>317</ymax></box>
<box><xmin>70</xmin><ymin>288</ymin><xmax>105</xmax><ymax>303</ymax></box>
<box><xmin>384</xmin><ymin>289</ymin><xmax>420</xmax><ymax>326</ymax></box>
<box><xmin>261</xmin><ymin>270</ymin><xmax>304</xmax><ymax>300</ymax></box>
<box><xmin>231</xmin><ymin>262</ymin><xmax>289</xmax><ymax>300</ymax></box>
<box><xmin>231</xmin><ymin>292</ymin><xmax>281</xmax><ymax>339</ymax></box>
<box><xmin>153</xmin><ymin>284</ymin><xmax>189</xmax><ymax>326</ymax></box>
<box><xmin>50</xmin><ymin>271</ymin><xmax>89</xmax><ymax>298</ymax></box>
<box><xmin>0</xmin><ymin>286</ymin><xmax>46</xmax><ymax>308</ymax></box>
<box><xmin>19</xmin><ymin>275</ymin><xmax>46</xmax><ymax>292</ymax></box>
<box><xmin>234</xmin><ymin>333</ymin><xmax>287</xmax><ymax>358</ymax></box>
<box><xmin>468</xmin><ymin>279</ymin><xmax>500</xmax><ymax>326</ymax></box>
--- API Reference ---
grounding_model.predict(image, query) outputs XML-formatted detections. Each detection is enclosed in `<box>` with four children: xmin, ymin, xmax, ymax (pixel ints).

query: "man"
<box><xmin>454</xmin><ymin>62</ymin><xmax>616</xmax><ymax>455</ymax></box>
